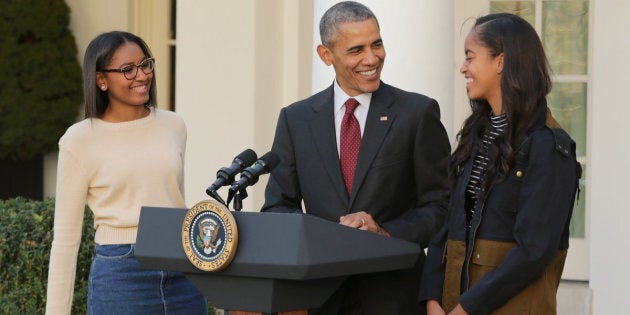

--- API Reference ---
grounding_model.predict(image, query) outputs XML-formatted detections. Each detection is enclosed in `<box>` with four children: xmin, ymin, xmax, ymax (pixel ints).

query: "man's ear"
<box><xmin>317</xmin><ymin>44</ymin><xmax>333</xmax><ymax>66</ymax></box>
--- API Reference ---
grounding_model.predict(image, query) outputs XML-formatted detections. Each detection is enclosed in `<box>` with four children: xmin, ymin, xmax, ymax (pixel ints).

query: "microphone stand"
<box><xmin>206</xmin><ymin>189</ymin><xmax>227</xmax><ymax>207</ymax></box>
<box><xmin>233</xmin><ymin>189</ymin><xmax>248</xmax><ymax>211</ymax></box>
<box><xmin>230</xmin><ymin>188</ymin><xmax>248</xmax><ymax>211</ymax></box>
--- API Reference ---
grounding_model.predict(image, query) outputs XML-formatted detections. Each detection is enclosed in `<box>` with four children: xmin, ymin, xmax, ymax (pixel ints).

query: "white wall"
<box><xmin>66</xmin><ymin>0</ymin><xmax>131</xmax><ymax>62</ymax></box>
<box><xmin>177</xmin><ymin>1</ymin><xmax>313</xmax><ymax>209</ymax></box>
<box><xmin>312</xmin><ymin>0</ymin><xmax>455</xmax><ymax>140</ymax></box>
<box><xmin>177</xmin><ymin>1</ymin><xmax>257</xmax><ymax>208</ymax></box>
<box><xmin>589</xmin><ymin>1</ymin><xmax>630</xmax><ymax>313</ymax></box>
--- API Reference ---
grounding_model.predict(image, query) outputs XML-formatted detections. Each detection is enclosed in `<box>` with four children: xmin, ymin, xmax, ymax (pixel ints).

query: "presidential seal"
<box><xmin>181</xmin><ymin>200</ymin><xmax>238</xmax><ymax>271</ymax></box>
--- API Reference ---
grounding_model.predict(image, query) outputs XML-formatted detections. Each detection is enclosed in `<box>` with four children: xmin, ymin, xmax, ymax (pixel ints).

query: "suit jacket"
<box><xmin>262</xmin><ymin>82</ymin><xmax>451</xmax><ymax>314</ymax></box>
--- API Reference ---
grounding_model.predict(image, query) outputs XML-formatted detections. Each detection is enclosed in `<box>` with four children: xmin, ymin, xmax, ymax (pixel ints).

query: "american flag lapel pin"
<box><xmin>380</xmin><ymin>115</ymin><xmax>388</xmax><ymax>121</ymax></box>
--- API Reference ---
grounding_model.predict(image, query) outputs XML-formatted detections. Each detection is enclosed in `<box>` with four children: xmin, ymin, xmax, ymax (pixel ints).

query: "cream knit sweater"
<box><xmin>45</xmin><ymin>108</ymin><xmax>187</xmax><ymax>315</ymax></box>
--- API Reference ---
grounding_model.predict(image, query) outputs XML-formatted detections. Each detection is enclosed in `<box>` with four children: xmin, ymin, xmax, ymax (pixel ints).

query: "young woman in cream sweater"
<box><xmin>46</xmin><ymin>31</ymin><xmax>206</xmax><ymax>315</ymax></box>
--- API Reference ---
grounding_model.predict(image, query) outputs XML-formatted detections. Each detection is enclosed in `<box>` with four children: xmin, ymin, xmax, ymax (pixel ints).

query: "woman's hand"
<box><xmin>448</xmin><ymin>304</ymin><xmax>469</xmax><ymax>315</ymax></box>
<box><xmin>427</xmin><ymin>300</ymin><xmax>446</xmax><ymax>315</ymax></box>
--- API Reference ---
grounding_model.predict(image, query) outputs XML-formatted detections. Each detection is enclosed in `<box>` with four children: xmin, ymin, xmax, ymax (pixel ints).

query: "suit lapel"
<box><xmin>349</xmin><ymin>84</ymin><xmax>396</xmax><ymax>208</ymax></box>
<box><xmin>307</xmin><ymin>85</ymin><xmax>349</xmax><ymax>205</ymax></box>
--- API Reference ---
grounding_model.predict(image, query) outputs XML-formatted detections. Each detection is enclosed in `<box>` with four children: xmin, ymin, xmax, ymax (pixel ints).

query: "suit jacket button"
<box><xmin>516</xmin><ymin>170</ymin><xmax>523</xmax><ymax>177</ymax></box>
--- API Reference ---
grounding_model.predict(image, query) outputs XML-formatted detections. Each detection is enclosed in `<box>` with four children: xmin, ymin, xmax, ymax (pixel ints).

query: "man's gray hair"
<box><xmin>319</xmin><ymin>1</ymin><xmax>379</xmax><ymax>46</ymax></box>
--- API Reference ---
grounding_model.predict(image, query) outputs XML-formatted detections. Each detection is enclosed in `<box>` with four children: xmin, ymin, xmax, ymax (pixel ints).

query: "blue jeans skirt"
<box><xmin>88</xmin><ymin>244</ymin><xmax>207</xmax><ymax>315</ymax></box>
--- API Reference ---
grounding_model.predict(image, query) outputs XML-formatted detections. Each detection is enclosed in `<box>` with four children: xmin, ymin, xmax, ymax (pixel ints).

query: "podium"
<box><xmin>135</xmin><ymin>206</ymin><xmax>420</xmax><ymax>313</ymax></box>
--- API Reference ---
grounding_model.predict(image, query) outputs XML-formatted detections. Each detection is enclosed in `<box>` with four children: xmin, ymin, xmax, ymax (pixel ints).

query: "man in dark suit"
<box><xmin>261</xmin><ymin>1</ymin><xmax>451</xmax><ymax>314</ymax></box>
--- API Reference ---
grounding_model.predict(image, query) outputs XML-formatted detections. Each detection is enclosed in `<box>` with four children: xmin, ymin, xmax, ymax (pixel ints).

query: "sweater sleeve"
<box><xmin>45</xmin><ymin>146</ymin><xmax>89</xmax><ymax>315</ymax></box>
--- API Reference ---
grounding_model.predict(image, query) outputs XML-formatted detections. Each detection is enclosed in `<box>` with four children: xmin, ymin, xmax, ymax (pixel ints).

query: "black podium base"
<box><xmin>187</xmin><ymin>274</ymin><xmax>344</xmax><ymax>312</ymax></box>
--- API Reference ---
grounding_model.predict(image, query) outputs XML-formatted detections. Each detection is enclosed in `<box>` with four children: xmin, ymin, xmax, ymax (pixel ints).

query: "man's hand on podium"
<box><xmin>339</xmin><ymin>211</ymin><xmax>390</xmax><ymax>237</ymax></box>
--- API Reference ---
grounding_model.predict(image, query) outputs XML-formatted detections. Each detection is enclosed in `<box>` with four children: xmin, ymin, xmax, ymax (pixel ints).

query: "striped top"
<box><xmin>465</xmin><ymin>113</ymin><xmax>508</xmax><ymax>224</ymax></box>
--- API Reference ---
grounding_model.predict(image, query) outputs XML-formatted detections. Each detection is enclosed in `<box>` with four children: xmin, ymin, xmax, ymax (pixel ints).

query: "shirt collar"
<box><xmin>333</xmin><ymin>79</ymin><xmax>372</xmax><ymax>114</ymax></box>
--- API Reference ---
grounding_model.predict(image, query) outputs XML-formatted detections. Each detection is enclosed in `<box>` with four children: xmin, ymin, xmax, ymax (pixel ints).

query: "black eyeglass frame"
<box><xmin>98</xmin><ymin>58</ymin><xmax>155</xmax><ymax>80</ymax></box>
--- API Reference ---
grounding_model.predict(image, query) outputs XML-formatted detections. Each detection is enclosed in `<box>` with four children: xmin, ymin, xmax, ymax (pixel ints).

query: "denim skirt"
<box><xmin>88</xmin><ymin>244</ymin><xmax>207</xmax><ymax>315</ymax></box>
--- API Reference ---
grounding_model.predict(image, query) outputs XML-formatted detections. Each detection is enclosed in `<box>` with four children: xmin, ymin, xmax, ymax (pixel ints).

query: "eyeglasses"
<box><xmin>99</xmin><ymin>58</ymin><xmax>155</xmax><ymax>80</ymax></box>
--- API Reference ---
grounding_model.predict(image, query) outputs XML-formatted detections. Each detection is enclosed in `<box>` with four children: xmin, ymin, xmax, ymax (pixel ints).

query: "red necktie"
<box><xmin>340</xmin><ymin>98</ymin><xmax>361</xmax><ymax>196</ymax></box>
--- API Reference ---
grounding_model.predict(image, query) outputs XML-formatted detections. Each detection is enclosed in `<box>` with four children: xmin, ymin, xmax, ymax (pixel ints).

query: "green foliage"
<box><xmin>0</xmin><ymin>0</ymin><xmax>83</xmax><ymax>161</ymax></box>
<box><xmin>0</xmin><ymin>197</ymin><xmax>94</xmax><ymax>314</ymax></box>
<box><xmin>0</xmin><ymin>198</ymin><xmax>217</xmax><ymax>314</ymax></box>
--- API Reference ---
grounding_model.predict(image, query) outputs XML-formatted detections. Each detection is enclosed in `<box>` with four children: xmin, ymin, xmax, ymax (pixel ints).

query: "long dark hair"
<box><xmin>451</xmin><ymin>13</ymin><xmax>552</xmax><ymax>185</ymax></box>
<box><xmin>82</xmin><ymin>31</ymin><xmax>157</xmax><ymax>118</ymax></box>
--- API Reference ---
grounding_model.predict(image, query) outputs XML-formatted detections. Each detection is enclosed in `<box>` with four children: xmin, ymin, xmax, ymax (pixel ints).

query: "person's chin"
<box><xmin>466</xmin><ymin>90</ymin><xmax>480</xmax><ymax>100</ymax></box>
<box><xmin>361</xmin><ymin>80</ymin><xmax>381</xmax><ymax>93</ymax></box>
<box><xmin>131</xmin><ymin>100</ymin><xmax>149</xmax><ymax>107</ymax></box>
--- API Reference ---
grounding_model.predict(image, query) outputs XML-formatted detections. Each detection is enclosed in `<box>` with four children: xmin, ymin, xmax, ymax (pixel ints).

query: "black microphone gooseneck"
<box><xmin>227</xmin><ymin>151</ymin><xmax>280</xmax><ymax>210</ymax></box>
<box><xmin>205</xmin><ymin>149</ymin><xmax>257</xmax><ymax>205</ymax></box>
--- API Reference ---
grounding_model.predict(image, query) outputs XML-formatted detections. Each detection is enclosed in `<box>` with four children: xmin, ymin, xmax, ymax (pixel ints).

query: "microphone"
<box><xmin>229</xmin><ymin>151</ymin><xmax>280</xmax><ymax>192</ymax></box>
<box><xmin>205</xmin><ymin>149</ymin><xmax>258</xmax><ymax>195</ymax></box>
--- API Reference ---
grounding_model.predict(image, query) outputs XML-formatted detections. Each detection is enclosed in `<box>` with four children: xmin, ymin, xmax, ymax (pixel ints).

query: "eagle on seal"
<box><xmin>198</xmin><ymin>218</ymin><xmax>222</xmax><ymax>254</ymax></box>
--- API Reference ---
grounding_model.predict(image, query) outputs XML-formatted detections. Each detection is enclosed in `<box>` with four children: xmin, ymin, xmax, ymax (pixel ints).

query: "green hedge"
<box><xmin>0</xmin><ymin>0</ymin><xmax>83</xmax><ymax>161</ymax></box>
<box><xmin>0</xmin><ymin>197</ymin><xmax>93</xmax><ymax>314</ymax></box>
<box><xmin>0</xmin><ymin>198</ymin><xmax>217</xmax><ymax>314</ymax></box>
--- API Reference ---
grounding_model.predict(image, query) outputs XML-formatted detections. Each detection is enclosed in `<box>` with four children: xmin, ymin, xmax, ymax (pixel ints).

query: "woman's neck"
<box><xmin>101</xmin><ymin>105</ymin><xmax>150</xmax><ymax>122</ymax></box>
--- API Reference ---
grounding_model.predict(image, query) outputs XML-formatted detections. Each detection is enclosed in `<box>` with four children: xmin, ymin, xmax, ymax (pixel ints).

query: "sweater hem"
<box><xmin>94</xmin><ymin>226</ymin><xmax>138</xmax><ymax>245</ymax></box>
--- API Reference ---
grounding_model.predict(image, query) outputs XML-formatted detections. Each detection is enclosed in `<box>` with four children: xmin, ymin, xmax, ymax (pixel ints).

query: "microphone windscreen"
<box><xmin>236</xmin><ymin>149</ymin><xmax>258</xmax><ymax>166</ymax></box>
<box><xmin>259</xmin><ymin>151</ymin><xmax>280</xmax><ymax>171</ymax></box>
